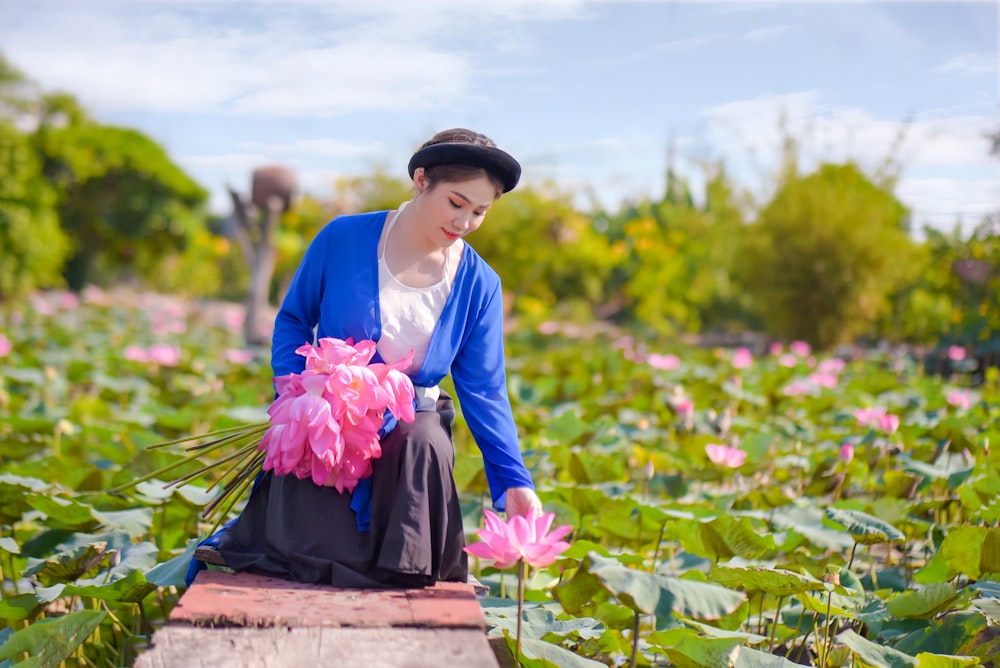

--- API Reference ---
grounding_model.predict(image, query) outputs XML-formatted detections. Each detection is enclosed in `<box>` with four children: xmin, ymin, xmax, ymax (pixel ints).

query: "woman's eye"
<box><xmin>449</xmin><ymin>200</ymin><xmax>462</xmax><ymax>209</ymax></box>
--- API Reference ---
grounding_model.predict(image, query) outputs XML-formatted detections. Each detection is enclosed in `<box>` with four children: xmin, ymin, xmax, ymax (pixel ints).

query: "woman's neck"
<box><xmin>383</xmin><ymin>205</ymin><xmax>450</xmax><ymax>288</ymax></box>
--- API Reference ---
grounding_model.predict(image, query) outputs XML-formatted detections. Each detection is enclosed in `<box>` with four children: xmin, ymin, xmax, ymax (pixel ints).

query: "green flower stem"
<box><xmin>516</xmin><ymin>558</ymin><xmax>526</xmax><ymax>668</ymax></box>
<box><xmin>182</xmin><ymin>424</ymin><xmax>269</xmax><ymax>453</ymax></box>
<box><xmin>768</xmin><ymin>595</ymin><xmax>785</xmax><ymax>654</ymax></box>
<box><xmin>144</xmin><ymin>422</ymin><xmax>269</xmax><ymax>450</ymax></box>
<box><xmin>163</xmin><ymin>441</ymin><xmax>262</xmax><ymax>489</ymax></box>
<box><xmin>628</xmin><ymin>609</ymin><xmax>640</xmax><ymax>668</ymax></box>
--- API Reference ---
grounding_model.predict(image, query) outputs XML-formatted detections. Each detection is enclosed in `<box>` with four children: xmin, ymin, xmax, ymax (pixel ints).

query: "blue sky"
<box><xmin>2</xmin><ymin>0</ymin><xmax>997</xmax><ymax>235</ymax></box>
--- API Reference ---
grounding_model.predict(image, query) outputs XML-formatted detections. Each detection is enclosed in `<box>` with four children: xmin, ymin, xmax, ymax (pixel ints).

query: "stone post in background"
<box><xmin>228</xmin><ymin>166</ymin><xmax>297</xmax><ymax>346</ymax></box>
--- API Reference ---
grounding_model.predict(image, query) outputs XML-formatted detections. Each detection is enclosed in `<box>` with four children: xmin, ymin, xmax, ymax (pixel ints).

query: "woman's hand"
<box><xmin>505</xmin><ymin>486</ymin><xmax>543</xmax><ymax>519</ymax></box>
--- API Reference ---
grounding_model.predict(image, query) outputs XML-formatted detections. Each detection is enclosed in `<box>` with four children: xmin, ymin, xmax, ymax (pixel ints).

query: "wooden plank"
<box><xmin>170</xmin><ymin>570</ymin><xmax>486</xmax><ymax>629</ymax></box>
<box><xmin>134</xmin><ymin>626</ymin><xmax>501</xmax><ymax>668</ymax></box>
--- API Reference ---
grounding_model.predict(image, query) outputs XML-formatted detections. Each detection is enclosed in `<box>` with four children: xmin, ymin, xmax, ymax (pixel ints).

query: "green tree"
<box><xmin>0</xmin><ymin>56</ymin><xmax>71</xmax><ymax>299</ymax></box>
<box><xmin>734</xmin><ymin>162</ymin><xmax>915</xmax><ymax>348</ymax></box>
<box><xmin>602</xmin><ymin>165</ymin><xmax>750</xmax><ymax>335</ymax></box>
<box><xmin>34</xmin><ymin>119</ymin><xmax>207</xmax><ymax>290</ymax></box>
<box><xmin>469</xmin><ymin>182</ymin><xmax>619</xmax><ymax>321</ymax></box>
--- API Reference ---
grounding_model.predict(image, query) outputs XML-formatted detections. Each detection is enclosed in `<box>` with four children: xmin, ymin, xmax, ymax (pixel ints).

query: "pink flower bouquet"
<box><xmin>116</xmin><ymin>337</ymin><xmax>416</xmax><ymax>529</ymax></box>
<box><xmin>259</xmin><ymin>337</ymin><xmax>416</xmax><ymax>493</ymax></box>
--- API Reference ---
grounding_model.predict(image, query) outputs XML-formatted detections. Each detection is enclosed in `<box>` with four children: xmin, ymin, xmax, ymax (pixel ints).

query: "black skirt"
<box><xmin>217</xmin><ymin>393</ymin><xmax>468</xmax><ymax>588</ymax></box>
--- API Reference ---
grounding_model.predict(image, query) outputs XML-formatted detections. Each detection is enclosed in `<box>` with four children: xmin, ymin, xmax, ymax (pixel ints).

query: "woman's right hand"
<box><xmin>504</xmin><ymin>486</ymin><xmax>543</xmax><ymax>519</ymax></box>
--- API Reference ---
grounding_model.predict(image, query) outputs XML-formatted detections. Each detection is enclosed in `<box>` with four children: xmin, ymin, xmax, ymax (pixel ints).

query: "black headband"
<box><xmin>408</xmin><ymin>143</ymin><xmax>521</xmax><ymax>193</ymax></box>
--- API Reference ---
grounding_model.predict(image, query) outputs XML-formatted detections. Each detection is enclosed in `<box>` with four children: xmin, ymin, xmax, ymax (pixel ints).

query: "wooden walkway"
<box><xmin>136</xmin><ymin>554</ymin><xmax>505</xmax><ymax>667</ymax></box>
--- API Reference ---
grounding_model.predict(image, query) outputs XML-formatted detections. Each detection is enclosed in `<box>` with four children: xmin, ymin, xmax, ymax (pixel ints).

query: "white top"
<box><xmin>376</xmin><ymin>206</ymin><xmax>453</xmax><ymax>409</ymax></box>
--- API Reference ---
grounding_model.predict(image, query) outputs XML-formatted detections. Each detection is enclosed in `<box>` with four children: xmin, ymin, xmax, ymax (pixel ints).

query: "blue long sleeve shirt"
<box><xmin>271</xmin><ymin>210</ymin><xmax>534</xmax><ymax>510</ymax></box>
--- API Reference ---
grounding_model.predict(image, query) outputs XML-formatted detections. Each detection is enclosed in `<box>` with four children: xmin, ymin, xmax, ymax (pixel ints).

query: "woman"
<box><xmin>216</xmin><ymin>128</ymin><xmax>542</xmax><ymax>588</ymax></box>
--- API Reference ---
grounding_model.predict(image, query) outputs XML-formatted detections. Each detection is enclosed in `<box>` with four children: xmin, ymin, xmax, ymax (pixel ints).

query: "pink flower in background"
<box><xmin>81</xmin><ymin>285</ymin><xmax>106</xmax><ymax>304</ymax></box>
<box><xmin>946</xmin><ymin>390</ymin><xmax>974</xmax><ymax>411</ymax></box>
<box><xmin>768</xmin><ymin>342</ymin><xmax>783</xmax><ymax>356</ymax></box>
<box><xmin>817</xmin><ymin>358</ymin><xmax>846</xmax><ymax>375</ymax></box>
<box><xmin>147</xmin><ymin>344</ymin><xmax>181</xmax><ymax>367</ymax></box>
<box><xmin>878</xmin><ymin>413</ymin><xmax>900</xmax><ymax>435</ymax></box>
<box><xmin>731</xmin><ymin>347</ymin><xmax>753</xmax><ymax>369</ymax></box>
<box><xmin>782</xmin><ymin>381</ymin><xmax>813</xmax><ymax>396</ymax></box>
<box><xmin>839</xmin><ymin>443</ymin><xmax>855</xmax><ymax>463</ymax></box>
<box><xmin>790</xmin><ymin>341</ymin><xmax>812</xmax><ymax>357</ymax></box>
<box><xmin>464</xmin><ymin>509</ymin><xmax>572</xmax><ymax>569</ymax></box>
<box><xmin>778</xmin><ymin>354</ymin><xmax>799</xmax><ymax>368</ymax></box>
<box><xmin>675</xmin><ymin>399</ymin><xmax>694</xmax><ymax>426</ymax></box>
<box><xmin>226</xmin><ymin>348</ymin><xmax>255</xmax><ymax>365</ymax></box>
<box><xmin>808</xmin><ymin>372</ymin><xmax>839</xmax><ymax>389</ymax></box>
<box><xmin>260</xmin><ymin>337</ymin><xmax>416</xmax><ymax>493</ymax></box>
<box><xmin>705</xmin><ymin>443</ymin><xmax>747</xmax><ymax>468</ymax></box>
<box><xmin>0</xmin><ymin>334</ymin><xmax>11</xmax><ymax>357</ymax></box>
<box><xmin>854</xmin><ymin>406</ymin><xmax>887</xmax><ymax>428</ymax></box>
<box><xmin>59</xmin><ymin>292</ymin><xmax>79</xmax><ymax>310</ymax></box>
<box><xmin>648</xmin><ymin>353</ymin><xmax>680</xmax><ymax>370</ymax></box>
<box><xmin>947</xmin><ymin>346</ymin><xmax>966</xmax><ymax>361</ymax></box>
<box><xmin>123</xmin><ymin>346</ymin><xmax>149</xmax><ymax>362</ymax></box>
<box><xmin>537</xmin><ymin>321</ymin><xmax>560</xmax><ymax>335</ymax></box>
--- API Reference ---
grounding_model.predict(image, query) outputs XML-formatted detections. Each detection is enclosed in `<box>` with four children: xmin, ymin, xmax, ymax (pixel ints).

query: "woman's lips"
<box><xmin>442</xmin><ymin>229</ymin><xmax>460</xmax><ymax>241</ymax></box>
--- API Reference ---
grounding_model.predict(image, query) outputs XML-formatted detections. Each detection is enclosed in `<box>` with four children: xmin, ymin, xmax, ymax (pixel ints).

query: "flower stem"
<box><xmin>516</xmin><ymin>559</ymin><xmax>526</xmax><ymax>667</ymax></box>
<box><xmin>628</xmin><ymin>609</ymin><xmax>640</xmax><ymax>668</ymax></box>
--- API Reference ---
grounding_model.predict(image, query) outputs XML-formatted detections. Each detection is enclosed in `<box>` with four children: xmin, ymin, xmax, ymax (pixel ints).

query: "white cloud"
<box><xmin>934</xmin><ymin>52</ymin><xmax>997</xmax><ymax>76</ymax></box>
<box><xmin>897</xmin><ymin>177</ymin><xmax>1000</xmax><ymax>235</ymax></box>
<box><xmin>0</xmin><ymin>0</ymin><xmax>584</xmax><ymax>117</ymax></box>
<box><xmin>742</xmin><ymin>24</ymin><xmax>792</xmax><ymax>42</ymax></box>
<box><xmin>700</xmin><ymin>91</ymin><xmax>999</xmax><ymax>230</ymax></box>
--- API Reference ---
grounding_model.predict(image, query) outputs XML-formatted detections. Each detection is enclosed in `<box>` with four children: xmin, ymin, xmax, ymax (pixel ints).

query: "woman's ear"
<box><xmin>413</xmin><ymin>168</ymin><xmax>432</xmax><ymax>196</ymax></box>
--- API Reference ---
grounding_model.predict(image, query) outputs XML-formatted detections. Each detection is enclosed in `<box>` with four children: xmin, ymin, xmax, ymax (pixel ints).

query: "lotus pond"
<box><xmin>0</xmin><ymin>289</ymin><xmax>997</xmax><ymax>667</ymax></box>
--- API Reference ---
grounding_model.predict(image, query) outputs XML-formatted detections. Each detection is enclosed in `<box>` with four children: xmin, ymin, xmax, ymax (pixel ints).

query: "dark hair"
<box><xmin>410</xmin><ymin>128</ymin><xmax>518</xmax><ymax>196</ymax></box>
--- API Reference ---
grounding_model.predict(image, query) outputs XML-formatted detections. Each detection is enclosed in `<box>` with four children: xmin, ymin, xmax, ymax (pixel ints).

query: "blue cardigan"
<box><xmin>271</xmin><ymin>210</ymin><xmax>534</xmax><ymax>510</ymax></box>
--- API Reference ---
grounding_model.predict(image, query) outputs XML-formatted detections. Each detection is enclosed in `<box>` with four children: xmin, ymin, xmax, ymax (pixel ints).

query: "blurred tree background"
<box><xmin>2</xmin><ymin>53</ymin><xmax>997</xmax><ymax>351</ymax></box>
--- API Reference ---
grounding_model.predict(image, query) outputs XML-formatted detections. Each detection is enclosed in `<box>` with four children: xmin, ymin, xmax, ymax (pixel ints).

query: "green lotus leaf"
<box><xmin>825</xmin><ymin>507</ymin><xmax>905</xmax><ymax>545</ymax></box>
<box><xmin>710</xmin><ymin>565</ymin><xmax>826</xmax><ymax>596</ymax></box>
<box><xmin>0</xmin><ymin>609</ymin><xmax>106</xmax><ymax>667</ymax></box>
<box><xmin>647</xmin><ymin>627</ymin><xmax>743</xmax><ymax>668</ymax></box>
<box><xmin>838</xmin><ymin>628</ymin><xmax>917</xmax><ymax>668</ymax></box>
<box><xmin>887</xmin><ymin>582</ymin><xmax>962</xmax><ymax>620</ymax></box>
<box><xmin>22</xmin><ymin>542</ymin><xmax>110</xmax><ymax>587</ymax></box>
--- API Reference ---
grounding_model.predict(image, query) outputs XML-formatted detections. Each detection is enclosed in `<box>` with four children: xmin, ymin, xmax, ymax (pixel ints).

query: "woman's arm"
<box><xmin>271</xmin><ymin>223</ymin><xmax>332</xmax><ymax>378</ymax></box>
<box><xmin>451</xmin><ymin>283</ymin><xmax>535</xmax><ymax>512</ymax></box>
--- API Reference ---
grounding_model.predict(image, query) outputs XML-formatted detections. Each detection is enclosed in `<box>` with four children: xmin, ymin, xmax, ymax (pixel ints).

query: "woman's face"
<box><xmin>413</xmin><ymin>170</ymin><xmax>496</xmax><ymax>248</ymax></box>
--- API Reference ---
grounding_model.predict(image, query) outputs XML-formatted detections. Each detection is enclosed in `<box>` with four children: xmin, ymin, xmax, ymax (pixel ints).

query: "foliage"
<box><xmin>471</xmin><ymin>181</ymin><xmax>619</xmax><ymax>320</ymax></box>
<box><xmin>0</xmin><ymin>58</ymin><xmax>71</xmax><ymax>300</ymax></box>
<box><xmin>34</xmin><ymin>121</ymin><xmax>207</xmax><ymax>290</ymax></box>
<box><xmin>734</xmin><ymin>162</ymin><xmax>917</xmax><ymax>347</ymax></box>
<box><xmin>2</xmin><ymin>289</ymin><xmax>999</xmax><ymax>666</ymax></box>
<box><xmin>0</xmin><ymin>52</ymin><xmax>208</xmax><ymax>294</ymax></box>
<box><xmin>606</xmin><ymin>166</ymin><xmax>750</xmax><ymax>334</ymax></box>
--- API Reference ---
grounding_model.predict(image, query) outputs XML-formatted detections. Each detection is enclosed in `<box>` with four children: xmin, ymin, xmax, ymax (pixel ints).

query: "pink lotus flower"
<box><xmin>537</xmin><ymin>321</ymin><xmax>559</xmax><ymax>335</ymax></box>
<box><xmin>839</xmin><ymin>443</ymin><xmax>855</xmax><ymax>463</ymax></box>
<box><xmin>790</xmin><ymin>341</ymin><xmax>812</xmax><ymax>357</ymax></box>
<box><xmin>260</xmin><ymin>337</ymin><xmax>416</xmax><ymax>493</ymax></box>
<box><xmin>147</xmin><ymin>344</ymin><xmax>181</xmax><ymax>367</ymax></box>
<box><xmin>705</xmin><ymin>443</ymin><xmax>747</xmax><ymax>468</ymax></box>
<box><xmin>0</xmin><ymin>334</ymin><xmax>12</xmax><ymax>358</ymax></box>
<box><xmin>731</xmin><ymin>347</ymin><xmax>753</xmax><ymax>369</ymax></box>
<box><xmin>464</xmin><ymin>509</ymin><xmax>572</xmax><ymax>569</ymax></box>
<box><xmin>782</xmin><ymin>380</ymin><xmax>813</xmax><ymax>396</ymax></box>
<box><xmin>778</xmin><ymin>353</ymin><xmax>799</xmax><ymax>368</ymax></box>
<box><xmin>226</xmin><ymin>348</ymin><xmax>255</xmax><ymax>365</ymax></box>
<box><xmin>768</xmin><ymin>342</ymin><xmax>783</xmax><ymax>356</ymax></box>
<box><xmin>808</xmin><ymin>372</ymin><xmax>839</xmax><ymax>389</ymax></box>
<box><xmin>947</xmin><ymin>346</ymin><xmax>966</xmax><ymax>361</ymax></box>
<box><xmin>123</xmin><ymin>346</ymin><xmax>149</xmax><ymax>363</ymax></box>
<box><xmin>946</xmin><ymin>390</ymin><xmax>974</xmax><ymax>411</ymax></box>
<box><xmin>817</xmin><ymin>358</ymin><xmax>846</xmax><ymax>375</ymax></box>
<box><xmin>854</xmin><ymin>406</ymin><xmax>887</xmax><ymax>428</ymax></box>
<box><xmin>878</xmin><ymin>413</ymin><xmax>900</xmax><ymax>435</ymax></box>
<box><xmin>647</xmin><ymin>353</ymin><xmax>680</xmax><ymax>370</ymax></box>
